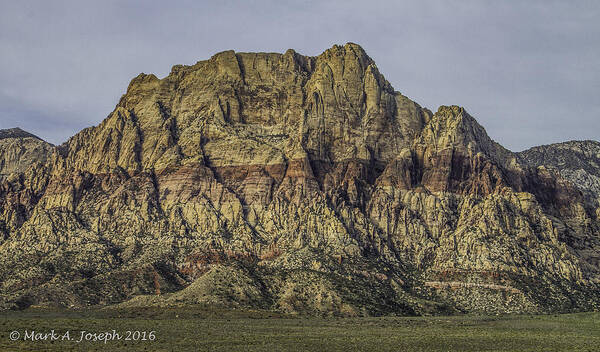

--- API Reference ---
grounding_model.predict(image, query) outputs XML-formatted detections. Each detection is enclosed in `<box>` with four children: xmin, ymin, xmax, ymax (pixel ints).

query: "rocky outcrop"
<box><xmin>1</xmin><ymin>44</ymin><xmax>599</xmax><ymax>315</ymax></box>
<box><xmin>0</xmin><ymin>128</ymin><xmax>52</xmax><ymax>244</ymax></box>
<box><xmin>0</xmin><ymin>128</ymin><xmax>51</xmax><ymax>180</ymax></box>
<box><xmin>519</xmin><ymin>141</ymin><xmax>600</xmax><ymax>207</ymax></box>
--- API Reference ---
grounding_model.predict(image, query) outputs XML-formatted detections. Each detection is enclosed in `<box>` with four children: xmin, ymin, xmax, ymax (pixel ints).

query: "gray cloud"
<box><xmin>1</xmin><ymin>0</ymin><xmax>598</xmax><ymax>150</ymax></box>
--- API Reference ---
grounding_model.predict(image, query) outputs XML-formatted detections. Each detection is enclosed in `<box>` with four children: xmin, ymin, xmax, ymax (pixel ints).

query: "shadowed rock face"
<box><xmin>1</xmin><ymin>43</ymin><xmax>599</xmax><ymax>315</ymax></box>
<box><xmin>519</xmin><ymin>141</ymin><xmax>600</xmax><ymax>207</ymax></box>
<box><xmin>0</xmin><ymin>129</ymin><xmax>52</xmax><ymax>243</ymax></box>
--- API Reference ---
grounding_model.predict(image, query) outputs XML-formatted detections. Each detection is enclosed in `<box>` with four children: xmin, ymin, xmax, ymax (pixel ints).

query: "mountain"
<box><xmin>0</xmin><ymin>128</ymin><xmax>52</xmax><ymax>245</ymax></box>
<box><xmin>1</xmin><ymin>43</ymin><xmax>599</xmax><ymax>315</ymax></box>
<box><xmin>0</xmin><ymin>128</ymin><xmax>51</xmax><ymax>181</ymax></box>
<box><xmin>519</xmin><ymin>141</ymin><xmax>600</xmax><ymax>208</ymax></box>
<box><xmin>0</xmin><ymin>127</ymin><xmax>42</xmax><ymax>140</ymax></box>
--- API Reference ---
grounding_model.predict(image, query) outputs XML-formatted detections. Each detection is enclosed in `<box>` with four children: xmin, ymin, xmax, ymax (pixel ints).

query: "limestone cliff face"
<box><xmin>1</xmin><ymin>44</ymin><xmax>599</xmax><ymax>315</ymax></box>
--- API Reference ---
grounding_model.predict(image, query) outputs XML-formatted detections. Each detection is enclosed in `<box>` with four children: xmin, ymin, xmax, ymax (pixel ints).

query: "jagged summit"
<box><xmin>63</xmin><ymin>43</ymin><xmax>423</xmax><ymax>174</ymax></box>
<box><xmin>1</xmin><ymin>45</ymin><xmax>599</xmax><ymax>315</ymax></box>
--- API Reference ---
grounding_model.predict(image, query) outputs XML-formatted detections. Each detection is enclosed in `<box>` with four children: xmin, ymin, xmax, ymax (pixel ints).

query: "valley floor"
<box><xmin>0</xmin><ymin>306</ymin><xmax>598</xmax><ymax>351</ymax></box>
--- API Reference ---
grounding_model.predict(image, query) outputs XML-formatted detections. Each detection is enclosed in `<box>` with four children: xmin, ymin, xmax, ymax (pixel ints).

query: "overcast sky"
<box><xmin>1</xmin><ymin>1</ymin><xmax>598</xmax><ymax>151</ymax></box>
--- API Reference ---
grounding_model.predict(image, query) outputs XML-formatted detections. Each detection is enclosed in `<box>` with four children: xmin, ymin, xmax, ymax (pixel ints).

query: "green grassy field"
<box><xmin>0</xmin><ymin>306</ymin><xmax>598</xmax><ymax>351</ymax></box>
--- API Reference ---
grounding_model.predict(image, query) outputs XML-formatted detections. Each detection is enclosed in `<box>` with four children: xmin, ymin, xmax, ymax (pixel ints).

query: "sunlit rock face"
<box><xmin>1</xmin><ymin>44</ymin><xmax>599</xmax><ymax>315</ymax></box>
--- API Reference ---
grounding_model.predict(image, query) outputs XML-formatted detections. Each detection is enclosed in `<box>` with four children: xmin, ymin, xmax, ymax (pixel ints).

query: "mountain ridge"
<box><xmin>0</xmin><ymin>127</ymin><xmax>45</xmax><ymax>141</ymax></box>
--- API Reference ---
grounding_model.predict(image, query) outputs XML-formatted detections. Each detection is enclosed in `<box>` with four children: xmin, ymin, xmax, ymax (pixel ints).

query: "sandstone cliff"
<box><xmin>1</xmin><ymin>44</ymin><xmax>599</xmax><ymax>315</ymax></box>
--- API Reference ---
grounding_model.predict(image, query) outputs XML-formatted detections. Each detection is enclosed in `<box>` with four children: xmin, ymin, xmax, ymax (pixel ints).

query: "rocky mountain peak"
<box><xmin>415</xmin><ymin>105</ymin><xmax>514</xmax><ymax>168</ymax></box>
<box><xmin>58</xmin><ymin>44</ymin><xmax>427</xmax><ymax>174</ymax></box>
<box><xmin>0</xmin><ymin>127</ymin><xmax>43</xmax><ymax>141</ymax></box>
<box><xmin>519</xmin><ymin>140</ymin><xmax>600</xmax><ymax>206</ymax></box>
<box><xmin>316</xmin><ymin>42</ymin><xmax>375</xmax><ymax>73</ymax></box>
<box><xmin>0</xmin><ymin>128</ymin><xmax>52</xmax><ymax>179</ymax></box>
